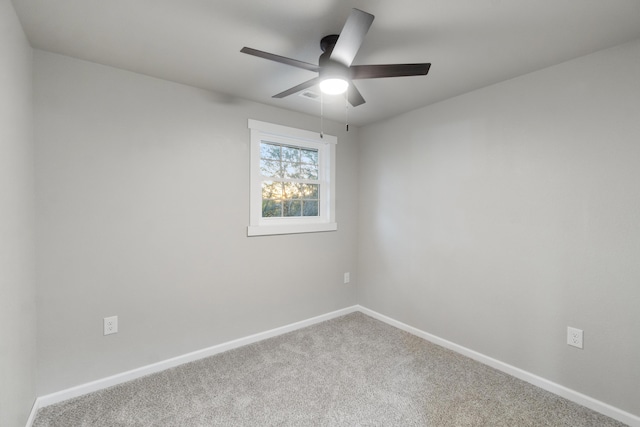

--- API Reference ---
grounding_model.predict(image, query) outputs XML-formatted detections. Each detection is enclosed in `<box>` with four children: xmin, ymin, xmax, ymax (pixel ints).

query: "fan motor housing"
<box><xmin>320</xmin><ymin>35</ymin><xmax>339</xmax><ymax>53</ymax></box>
<box><xmin>319</xmin><ymin>35</ymin><xmax>340</xmax><ymax>67</ymax></box>
<box><xmin>319</xmin><ymin>61</ymin><xmax>350</xmax><ymax>82</ymax></box>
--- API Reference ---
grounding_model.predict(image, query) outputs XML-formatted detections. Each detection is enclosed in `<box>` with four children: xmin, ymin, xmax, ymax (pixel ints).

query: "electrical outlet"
<box><xmin>567</xmin><ymin>326</ymin><xmax>583</xmax><ymax>349</ymax></box>
<box><xmin>104</xmin><ymin>316</ymin><xmax>118</xmax><ymax>336</ymax></box>
<box><xmin>344</xmin><ymin>272</ymin><xmax>350</xmax><ymax>284</ymax></box>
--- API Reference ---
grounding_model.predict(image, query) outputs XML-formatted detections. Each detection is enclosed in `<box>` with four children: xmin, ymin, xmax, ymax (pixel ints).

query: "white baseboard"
<box><xmin>27</xmin><ymin>305</ymin><xmax>359</xmax><ymax>426</ymax></box>
<box><xmin>25</xmin><ymin>400</ymin><xmax>39</xmax><ymax>427</ymax></box>
<box><xmin>357</xmin><ymin>305</ymin><xmax>640</xmax><ymax>427</ymax></box>
<box><xmin>28</xmin><ymin>304</ymin><xmax>639</xmax><ymax>427</ymax></box>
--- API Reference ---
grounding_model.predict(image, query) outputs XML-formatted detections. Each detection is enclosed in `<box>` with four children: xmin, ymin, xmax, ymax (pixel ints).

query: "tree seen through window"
<box><xmin>259</xmin><ymin>142</ymin><xmax>319</xmax><ymax>218</ymax></box>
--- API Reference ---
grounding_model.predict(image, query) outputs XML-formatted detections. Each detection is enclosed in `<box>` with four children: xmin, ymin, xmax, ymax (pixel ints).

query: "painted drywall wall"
<box><xmin>0</xmin><ymin>0</ymin><xmax>36</xmax><ymax>425</ymax></box>
<box><xmin>34</xmin><ymin>51</ymin><xmax>359</xmax><ymax>395</ymax></box>
<box><xmin>358</xmin><ymin>38</ymin><xmax>640</xmax><ymax>416</ymax></box>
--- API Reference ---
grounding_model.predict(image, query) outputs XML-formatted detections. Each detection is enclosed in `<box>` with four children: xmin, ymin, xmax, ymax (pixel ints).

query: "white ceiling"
<box><xmin>13</xmin><ymin>0</ymin><xmax>640</xmax><ymax>126</ymax></box>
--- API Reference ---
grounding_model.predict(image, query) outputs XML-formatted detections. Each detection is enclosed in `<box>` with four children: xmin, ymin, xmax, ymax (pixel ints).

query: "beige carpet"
<box><xmin>33</xmin><ymin>312</ymin><xmax>626</xmax><ymax>426</ymax></box>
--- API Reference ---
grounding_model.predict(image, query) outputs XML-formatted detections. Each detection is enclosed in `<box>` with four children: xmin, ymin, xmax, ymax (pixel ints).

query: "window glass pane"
<box><xmin>283</xmin><ymin>182</ymin><xmax>302</xmax><ymax>200</ymax></box>
<box><xmin>302</xmin><ymin>200</ymin><xmax>319</xmax><ymax>216</ymax></box>
<box><xmin>283</xmin><ymin>200</ymin><xmax>302</xmax><ymax>217</ymax></box>
<box><xmin>301</xmin><ymin>184</ymin><xmax>318</xmax><ymax>200</ymax></box>
<box><xmin>301</xmin><ymin>149</ymin><xmax>318</xmax><ymax>165</ymax></box>
<box><xmin>262</xmin><ymin>181</ymin><xmax>283</xmax><ymax>199</ymax></box>
<box><xmin>260</xmin><ymin>159</ymin><xmax>282</xmax><ymax>178</ymax></box>
<box><xmin>301</xmin><ymin>164</ymin><xmax>318</xmax><ymax>180</ymax></box>
<box><xmin>260</xmin><ymin>143</ymin><xmax>281</xmax><ymax>160</ymax></box>
<box><xmin>283</xmin><ymin>162</ymin><xmax>301</xmax><ymax>179</ymax></box>
<box><xmin>262</xmin><ymin>199</ymin><xmax>282</xmax><ymax>217</ymax></box>
<box><xmin>282</xmin><ymin>146</ymin><xmax>300</xmax><ymax>162</ymax></box>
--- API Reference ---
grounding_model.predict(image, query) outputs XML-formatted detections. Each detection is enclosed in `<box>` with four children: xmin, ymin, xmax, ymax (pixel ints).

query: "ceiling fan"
<box><xmin>240</xmin><ymin>8</ymin><xmax>431</xmax><ymax>107</ymax></box>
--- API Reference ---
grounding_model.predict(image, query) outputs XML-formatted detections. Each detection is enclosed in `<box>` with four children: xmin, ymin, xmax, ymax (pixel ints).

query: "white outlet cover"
<box><xmin>567</xmin><ymin>326</ymin><xmax>583</xmax><ymax>349</ymax></box>
<box><xmin>104</xmin><ymin>316</ymin><xmax>118</xmax><ymax>336</ymax></box>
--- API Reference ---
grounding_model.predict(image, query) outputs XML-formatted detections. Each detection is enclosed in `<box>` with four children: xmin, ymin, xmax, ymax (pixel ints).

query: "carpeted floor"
<box><xmin>33</xmin><ymin>312</ymin><xmax>627</xmax><ymax>426</ymax></box>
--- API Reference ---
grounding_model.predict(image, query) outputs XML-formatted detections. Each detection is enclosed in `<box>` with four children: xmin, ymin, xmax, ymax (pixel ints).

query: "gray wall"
<box><xmin>0</xmin><ymin>0</ymin><xmax>36</xmax><ymax>425</ymax></box>
<box><xmin>357</xmin><ymin>38</ymin><xmax>640</xmax><ymax>416</ymax></box>
<box><xmin>34</xmin><ymin>51</ymin><xmax>359</xmax><ymax>395</ymax></box>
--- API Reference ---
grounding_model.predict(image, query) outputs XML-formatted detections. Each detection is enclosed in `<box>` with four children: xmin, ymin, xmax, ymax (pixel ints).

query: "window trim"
<box><xmin>248</xmin><ymin>119</ymin><xmax>337</xmax><ymax>236</ymax></box>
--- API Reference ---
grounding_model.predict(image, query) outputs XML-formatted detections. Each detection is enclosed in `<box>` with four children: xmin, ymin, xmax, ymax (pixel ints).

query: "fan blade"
<box><xmin>273</xmin><ymin>77</ymin><xmax>322</xmax><ymax>98</ymax></box>
<box><xmin>347</xmin><ymin>83</ymin><xmax>366</xmax><ymax>107</ymax></box>
<box><xmin>351</xmin><ymin>63</ymin><xmax>431</xmax><ymax>79</ymax></box>
<box><xmin>330</xmin><ymin>9</ymin><xmax>374</xmax><ymax>67</ymax></box>
<box><xmin>241</xmin><ymin>47</ymin><xmax>319</xmax><ymax>72</ymax></box>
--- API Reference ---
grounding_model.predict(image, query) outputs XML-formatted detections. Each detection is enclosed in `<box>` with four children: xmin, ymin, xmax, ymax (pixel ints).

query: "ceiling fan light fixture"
<box><xmin>319</xmin><ymin>77</ymin><xmax>349</xmax><ymax>95</ymax></box>
<box><xmin>241</xmin><ymin>8</ymin><xmax>431</xmax><ymax>107</ymax></box>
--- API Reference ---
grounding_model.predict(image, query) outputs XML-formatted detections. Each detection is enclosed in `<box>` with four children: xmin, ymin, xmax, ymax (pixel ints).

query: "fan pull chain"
<box><xmin>320</xmin><ymin>91</ymin><xmax>324</xmax><ymax>138</ymax></box>
<box><xmin>345</xmin><ymin>91</ymin><xmax>349</xmax><ymax>132</ymax></box>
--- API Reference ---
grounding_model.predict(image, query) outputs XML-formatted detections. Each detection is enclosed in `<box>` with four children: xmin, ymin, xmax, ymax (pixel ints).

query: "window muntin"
<box><xmin>248</xmin><ymin>120</ymin><xmax>337</xmax><ymax>236</ymax></box>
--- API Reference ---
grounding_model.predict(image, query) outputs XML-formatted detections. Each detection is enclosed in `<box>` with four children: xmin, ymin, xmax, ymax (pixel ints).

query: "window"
<box><xmin>248</xmin><ymin>119</ymin><xmax>337</xmax><ymax>236</ymax></box>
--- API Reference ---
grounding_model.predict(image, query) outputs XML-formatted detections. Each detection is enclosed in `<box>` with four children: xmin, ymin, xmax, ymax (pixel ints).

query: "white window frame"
<box><xmin>248</xmin><ymin>119</ymin><xmax>337</xmax><ymax>237</ymax></box>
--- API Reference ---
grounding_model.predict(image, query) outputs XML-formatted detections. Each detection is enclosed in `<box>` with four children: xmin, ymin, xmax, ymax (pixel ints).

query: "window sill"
<box><xmin>247</xmin><ymin>222</ymin><xmax>338</xmax><ymax>237</ymax></box>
